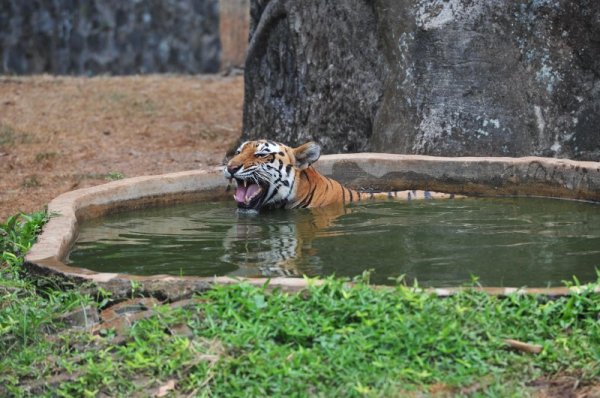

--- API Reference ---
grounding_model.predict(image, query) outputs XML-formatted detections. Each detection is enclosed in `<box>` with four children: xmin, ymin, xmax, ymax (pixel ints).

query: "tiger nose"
<box><xmin>226</xmin><ymin>164</ymin><xmax>242</xmax><ymax>176</ymax></box>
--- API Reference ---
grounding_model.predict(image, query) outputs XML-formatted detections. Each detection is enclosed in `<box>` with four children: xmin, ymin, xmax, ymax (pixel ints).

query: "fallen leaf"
<box><xmin>156</xmin><ymin>379</ymin><xmax>177</xmax><ymax>397</ymax></box>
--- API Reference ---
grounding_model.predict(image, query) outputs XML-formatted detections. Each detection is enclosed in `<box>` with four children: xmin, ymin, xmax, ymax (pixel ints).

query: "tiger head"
<box><xmin>224</xmin><ymin>140</ymin><xmax>321</xmax><ymax>210</ymax></box>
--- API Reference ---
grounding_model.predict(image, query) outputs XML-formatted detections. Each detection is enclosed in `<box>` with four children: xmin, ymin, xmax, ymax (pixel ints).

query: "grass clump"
<box><xmin>1</xmin><ymin>212</ymin><xmax>94</xmax><ymax>390</ymax></box>
<box><xmin>105</xmin><ymin>171</ymin><xmax>125</xmax><ymax>181</ymax></box>
<box><xmin>1</xmin><ymin>211</ymin><xmax>48</xmax><ymax>272</ymax></box>
<box><xmin>35</xmin><ymin>152</ymin><xmax>58</xmax><ymax>162</ymax></box>
<box><xmin>1</xmin><ymin>211</ymin><xmax>599</xmax><ymax>396</ymax></box>
<box><xmin>0</xmin><ymin>124</ymin><xmax>33</xmax><ymax>145</ymax></box>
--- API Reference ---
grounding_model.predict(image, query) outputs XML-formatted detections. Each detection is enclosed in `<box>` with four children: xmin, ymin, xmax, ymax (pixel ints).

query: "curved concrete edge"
<box><xmin>24</xmin><ymin>154</ymin><xmax>600</xmax><ymax>300</ymax></box>
<box><xmin>317</xmin><ymin>153</ymin><xmax>600</xmax><ymax>202</ymax></box>
<box><xmin>27</xmin><ymin>167</ymin><xmax>229</xmax><ymax>264</ymax></box>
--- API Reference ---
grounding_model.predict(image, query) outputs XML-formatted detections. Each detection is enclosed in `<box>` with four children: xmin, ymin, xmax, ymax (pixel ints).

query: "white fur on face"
<box><xmin>252</xmin><ymin>141</ymin><xmax>296</xmax><ymax>206</ymax></box>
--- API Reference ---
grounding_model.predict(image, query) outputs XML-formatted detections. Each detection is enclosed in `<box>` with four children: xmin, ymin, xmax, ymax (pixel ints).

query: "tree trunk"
<box><xmin>242</xmin><ymin>0</ymin><xmax>600</xmax><ymax>160</ymax></box>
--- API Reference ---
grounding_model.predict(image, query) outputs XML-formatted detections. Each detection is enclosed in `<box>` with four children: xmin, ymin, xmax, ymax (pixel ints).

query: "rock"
<box><xmin>96</xmin><ymin>297</ymin><xmax>160</xmax><ymax>339</ymax></box>
<box><xmin>167</xmin><ymin>323</ymin><xmax>194</xmax><ymax>339</ymax></box>
<box><xmin>55</xmin><ymin>305</ymin><xmax>100</xmax><ymax>330</ymax></box>
<box><xmin>94</xmin><ymin>297</ymin><xmax>200</xmax><ymax>340</ymax></box>
<box><xmin>242</xmin><ymin>0</ymin><xmax>600</xmax><ymax>161</ymax></box>
<box><xmin>99</xmin><ymin>297</ymin><xmax>159</xmax><ymax>323</ymax></box>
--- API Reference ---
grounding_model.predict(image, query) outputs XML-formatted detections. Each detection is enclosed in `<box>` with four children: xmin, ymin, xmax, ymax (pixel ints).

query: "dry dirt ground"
<box><xmin>0</xmin><ymin>74</ymin><xmax>243</xmax><ymax>221</ymax></box>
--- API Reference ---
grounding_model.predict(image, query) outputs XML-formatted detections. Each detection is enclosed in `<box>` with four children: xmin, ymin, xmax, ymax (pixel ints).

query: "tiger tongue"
<box><xmin>234</xmin><ymin>183</ymin><xmax>261</xmax><ymax>204</ymax></box>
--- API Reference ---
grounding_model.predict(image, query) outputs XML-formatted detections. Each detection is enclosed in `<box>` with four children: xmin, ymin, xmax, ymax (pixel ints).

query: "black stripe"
<box><xmin>341</xmin><ymin>184</ymin><xmax>346</xmax><ymax>205</ymax></box>
<box><xmin>284</xmin><ymin>177</ymin><xmax>295</xmax><ymax>201</ymax></box>
<box><xmin>285</xmin><ymin>164</ymin><xmax>292</xmax><ymax>174</ymax></box>
<box><xmin>298</xmin><ymin>185</ymin><xmax>313</xmax><ymax>207</ymax></box>
<box><xmin>348</xmin><ymin>189</ymin><xmax>354</xmax><ymax>203</ymax></box>
<box><xmin>265</xmin><ymin>187</ymin><xmax>279</xmax><ymax>203</ymax></box>
<box><xmin>300</xmin><ymin>185</ymin><xmax>317</xmax><ymax>208</ymax></box>
<box><xmin>296</xmin><ymin>172</ymin><xmax>313</xmax><ymax>207</ymax></box>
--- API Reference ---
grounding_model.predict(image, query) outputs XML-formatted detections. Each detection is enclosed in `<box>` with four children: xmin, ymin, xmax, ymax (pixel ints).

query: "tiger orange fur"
<box><xmin>224</xmin><ymin>140</ymin><xmax>457</xmax><ymax>211</ymax></box>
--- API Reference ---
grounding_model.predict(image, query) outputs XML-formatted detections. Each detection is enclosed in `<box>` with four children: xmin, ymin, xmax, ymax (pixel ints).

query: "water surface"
<box><xmin>67</xmin><ymin>198</ymin><xmax>600</xmax><ymax>287</ymax></box>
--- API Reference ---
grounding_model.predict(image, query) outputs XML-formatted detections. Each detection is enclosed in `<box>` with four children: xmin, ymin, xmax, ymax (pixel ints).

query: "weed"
<box><xmin>1</xmin><ymin>124</ymin><xmax>17</xmax><ymax>145</ymax></box>
<box><xmin>105</xmin><ymin>171</ymin><xmax>125</xmax><ymax>181</ymax></box>
<box><xmin>21</xmin><ymin>175</ymin><xmax>41</xmax><ymax>188</ymax></box>
<box><xmin>1</xmin><ymin>211</ymin><xmax>48</xmax><ymax>287</ymax></box>
<box><xmin>1</xmin><ymin>211</ymin><xmax>48</xmax><ymax>263</ymax></box>
<box><xmin>0</xmin><ymin>124</ymin><xmax>32</xmax><ymax>145</ymax></box>
<box><xmin>130</xmin><ymin>279</ymin><xmax>141</xmax><ymax>298</ymax></box>
<box><xmin>35</xmin><ymin>152</ymin><xmax>58</xmax><ymax>162</ymax></box>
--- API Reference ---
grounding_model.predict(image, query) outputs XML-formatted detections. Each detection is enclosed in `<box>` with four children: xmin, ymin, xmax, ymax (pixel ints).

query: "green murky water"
<box><xmin>67</xmin><ymin>198</ymin><xmax>600</xmax><ymax>287</ymax></box>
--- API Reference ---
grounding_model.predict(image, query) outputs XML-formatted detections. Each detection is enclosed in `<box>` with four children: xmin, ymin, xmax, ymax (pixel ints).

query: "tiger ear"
<box><xmin>293</xmin><ymin>141</ymin><xmax>321</xmax><ymax>169</ymax></box>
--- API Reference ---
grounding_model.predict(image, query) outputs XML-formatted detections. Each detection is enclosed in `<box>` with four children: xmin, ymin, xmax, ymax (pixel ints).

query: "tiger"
<box><xmin>224</xmin><ymin>139</ymin><xmax>458</xmax><ymax>211</ymax></box>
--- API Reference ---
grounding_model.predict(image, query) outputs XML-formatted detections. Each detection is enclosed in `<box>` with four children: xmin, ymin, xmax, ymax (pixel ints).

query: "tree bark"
<box><xmin>242</xmin><ymin>0</ymin><xmax>384</xmax><ymax>153</ymax></box>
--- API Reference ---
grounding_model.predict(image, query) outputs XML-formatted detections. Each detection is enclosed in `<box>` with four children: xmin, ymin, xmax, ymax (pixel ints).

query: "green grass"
<box><xmin>105</xmin><ymin>171</ymin><xmax>125</xmax><ymax>181</ymax></box>
<box><xmin>1</xmin><ymin>211</ymin><xmax>599</xmax><ymax>397</ymax></box>
<box><xmin>1</xmin><ymin>211</ymin><xmax>48</xmax><ymax>271</ymax></box>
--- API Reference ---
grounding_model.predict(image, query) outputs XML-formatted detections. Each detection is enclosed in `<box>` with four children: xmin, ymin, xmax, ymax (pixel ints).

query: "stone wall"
<box><xmin>0</xmin><ymin>0</ymin><xmax>221</xmax><ymax>75</ymax></box>
<box><xmin>242</xmin><ymin>0</ymin><xmax>600</xmax><ymax>161</ymax></box>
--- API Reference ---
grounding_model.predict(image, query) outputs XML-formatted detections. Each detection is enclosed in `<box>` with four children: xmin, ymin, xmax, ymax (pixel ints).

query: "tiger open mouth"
<box><xmin>231</xmin><ymin>178</ymin><xmax>267</xmax><ymax>209</ymax></box>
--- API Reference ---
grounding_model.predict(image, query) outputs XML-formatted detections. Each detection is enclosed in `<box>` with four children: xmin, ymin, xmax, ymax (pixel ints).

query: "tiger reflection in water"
<box><xmin>220</xmin><ymin>205</ymin><xmax>348</xmax><ymax>277</ymax></box>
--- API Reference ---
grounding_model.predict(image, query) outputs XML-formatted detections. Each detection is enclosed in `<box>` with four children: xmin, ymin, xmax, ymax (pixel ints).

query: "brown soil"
<box><xmin>0</xmin><ymin>74</ymin><xmax>243</xmax><ymax>221</ymax></box>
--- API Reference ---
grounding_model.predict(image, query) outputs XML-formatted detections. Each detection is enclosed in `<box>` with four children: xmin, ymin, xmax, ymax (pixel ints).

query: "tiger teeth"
<box><xmin>245</xmin><ymin>192</ymin><xmax>259</xmax><ymax>205</ymax></box>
